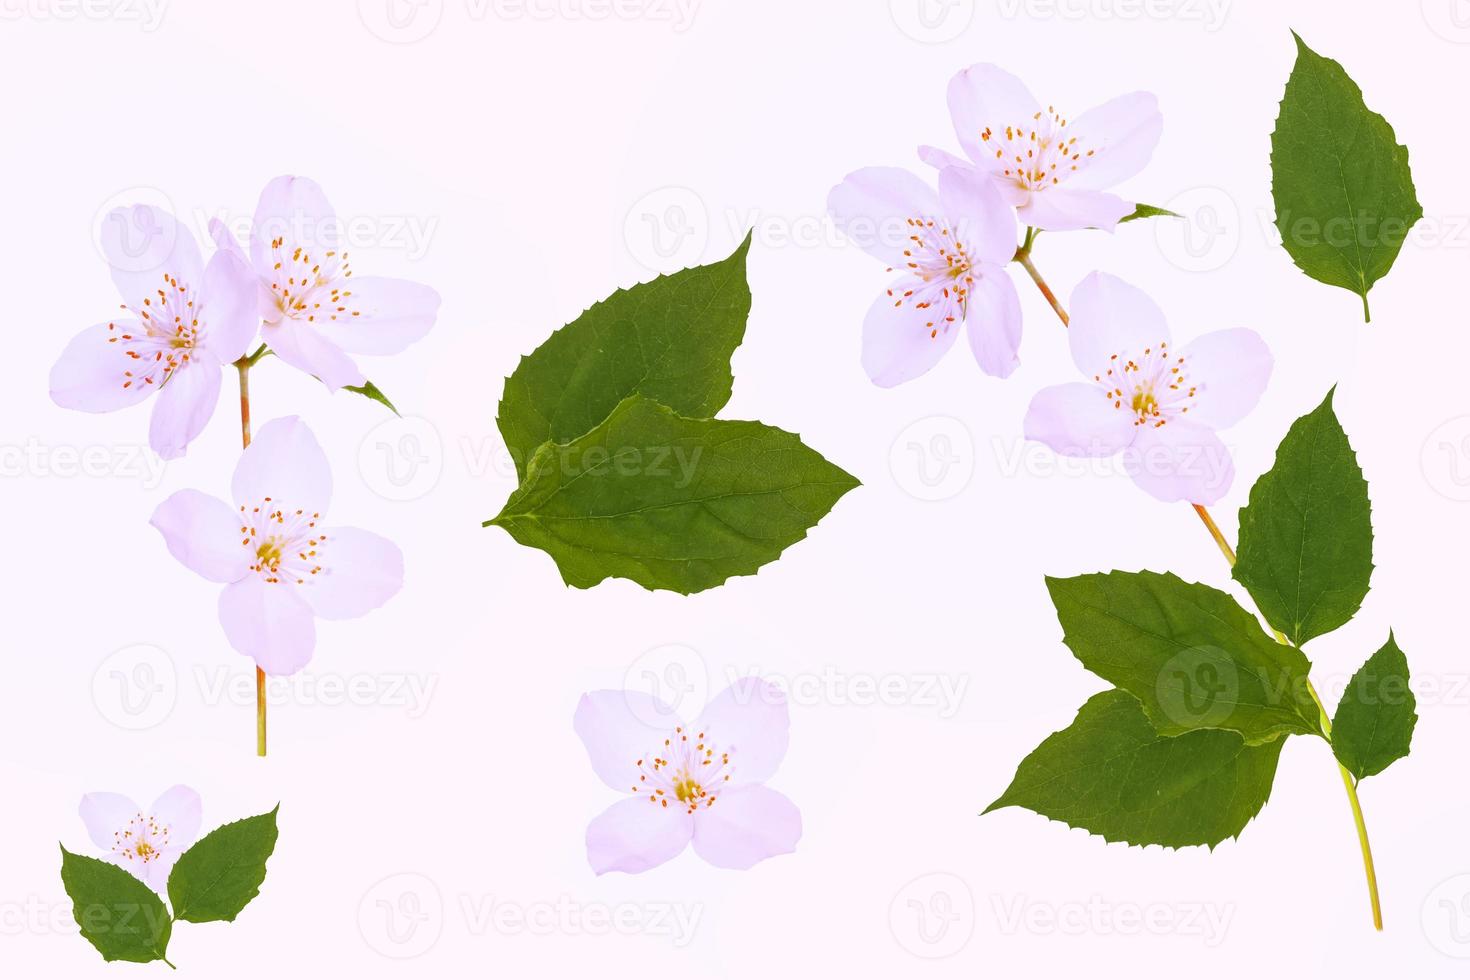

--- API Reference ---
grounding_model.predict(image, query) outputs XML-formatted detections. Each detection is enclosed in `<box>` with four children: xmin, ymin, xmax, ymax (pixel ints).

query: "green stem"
<box><xmin>1018</xmin><ymin>247</ymin><xmax>1384</xmax><ymax>931</ymax></box>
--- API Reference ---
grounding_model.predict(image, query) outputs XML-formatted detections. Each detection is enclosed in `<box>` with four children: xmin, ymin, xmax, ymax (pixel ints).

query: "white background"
<box><xmin>2</xmin><ymin>0</ymin><xmax>1468</xmax><ymax>976</ymax></box>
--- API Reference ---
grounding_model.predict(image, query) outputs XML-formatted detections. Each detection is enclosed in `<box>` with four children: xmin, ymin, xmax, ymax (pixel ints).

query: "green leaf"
<box><xmin>167</xmin><ymin>806</ymin><xmax>280</xmax><ymax>924</ymax></box>
<box><xmin>497</xmin><ymin>234</ymin><xmax>752</xmax><ymax>480</ymax></box>
<box><xmin>487</xmin><ymin>395</ymin><xmax>858</xmax><ymax>594</ymax></box>
<box><xmin>345</xmin><ymin>380</ymin><xmax>399</xmax><ymax>415</ymax></box>
<box><xmin>59</xmin><ymin>847</ymin><xmax>173</xmax><ymax>965</ymax></box>
<box><xmin>1332</xmin><ymin>633</ymin><xmax>1417</xmax><ymax>780</ymax></box>
<box><xmin>1270</xmin><ymin>32</ymin><xmax>1421</xmax><ymax>321</ymax></box>
<box><xmin>987</xmin><ymin>690</ymin><xmax>1286</xmax><ymax>849</ymax></box>
<box><xmin>1119</xmin><ymin>203</ymin><xmax>1181</xmax><ymax>223</ymax></box>
<box><xmin>1234</xmin><ymin>389</ymin><xmax>1373</xmax><ymax>647</ymax></box>
<box><xmin>1044</xmin><ymin>570</ymin><xmax>1323</xmax><ymax>744</ymax></box>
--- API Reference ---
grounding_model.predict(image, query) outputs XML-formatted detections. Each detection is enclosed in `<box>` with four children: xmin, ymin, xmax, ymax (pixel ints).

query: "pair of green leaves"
<box><xmin>990</xmin><ymin>393</ymin><xmax>1416</xmax><ymax>848</ymax></box>
<box><xmin>1271</xmin><ymin>32</ymin><xmax>1421</xmax><ymax>321</ymax></box>
<box><xmin>485</xmin><ymin>236</ymin><xmax>859</xmax><ymax>594</ymax></box>
<box><xmin>60</xmin><ymin>806</ymin><xmax>279</xmax><ymax>967</ymax></box>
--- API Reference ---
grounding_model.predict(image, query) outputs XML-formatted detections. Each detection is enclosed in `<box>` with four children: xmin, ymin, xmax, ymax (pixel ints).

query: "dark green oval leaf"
<box><xmin>59</xmin><ymin>846</ymin><xmax>172</xmax><ymax>966</ymax></box>
<box><xmin>986</xmin><ymin>690</ymin><xmax>1286</xmax><ymax>849</ymax></box>
<box><xmin>1270</xmin><ymin>32</ymin><xmax>1421</xmax><ymax>321</ymax></box>
<box><xmin>167</xmin><ymin>806</ymin><xmax>280</xmax><ymax>924</ymax></box>
<box><xmin>1234</xmin><ymin>388</ymin><xmax>1373</xmax><ymax>647</ymax></box>
<box><xmin>488</xmin><ymin>395</ymin><xmax>858</xmax><ymax>594</ymax></box>
<box><xmin>1332</xmin><ymin>633</ymin><xmax>1417</xmax><ymax>780</ymax></box>
<box><xmin>1045</xmin><ymin>570</ymin><xmax>1324</xmax><ymax>744</ymax></box>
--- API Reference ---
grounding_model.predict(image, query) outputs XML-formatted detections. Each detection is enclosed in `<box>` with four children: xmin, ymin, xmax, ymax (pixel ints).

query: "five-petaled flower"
<box><xmin>920</xmin><ymin>63</ymin><xmax>1162</xmax><ymax>232</ymax></box>
<box><xmin>79</xmin><ymin>785</ymin><xmax>201</xmax><ymax>893</ymax></box>
<box><xmin>210</xmin><ymin>175</ymin><xmax>440</xmax><ymax>391</ymax></box>
<box><xmin>829</xmin><ymin>165</ymin><xmax>1023</xmax><ymax>386</ymax></box>
<box><xmin>1023</xmin><ymin>272</ymin><xmax>1272</xmax><ymax>504</ymax></box>
<box><xmin>50</xmin><ymin>205</ymin><xmax>258</xmax><ymax>459</ymax></box>
<box><xmin>573</xmin><ymin>678</ymin><xmax>801</xmax><ymax>873</ymax></box>
<box><xmin>150</xmin><ymin>416</ymin><xmax>404</xmax><ymax>675</ymax></box>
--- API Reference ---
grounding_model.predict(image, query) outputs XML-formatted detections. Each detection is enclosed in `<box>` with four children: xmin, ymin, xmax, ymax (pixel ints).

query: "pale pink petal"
<box><xmin>691</xmin><ymin>785</ymin><xmax>801</xmax><ymax>870</ymax></box>
<box><xmin>1176</xmin><ymin>328</ymin><xmax>1272</xmax><ymax>430</ymax></box>
<box><xmin>917</xmin><ymin>145</ymin><xmax>970</xmax><ymax>172</ymax></box>
<box><xmin>301</xmin><ymin>526</ymin><xmax>403</xmax><ymax>620</ymax></box>
<box><xmin>231</xmin><ymin>415</ymin><xmax>333</xmax><ymax>513</ymax></box>
<box><xmin>1023</xmin><ymin>382</ymin><xmax>1138</xmax><ymax>456</ymax></box>
<box><xmin>828</xmin><ymin>167</ymin><xmax>942</xmax><ymax>267</ymax></box>
<box><xmin>1063</xmin><ymin>92</ymin><xmax>1163</xmax><ymax>191</ymax></box>
<box><xmin>142</xmin><ymin>854</ymin><xmax>179</xmax><ymax>893</ymax></box>
<box><xmin>1124</xmin><ymin>419</ymin><xmax>1235</xmax><ymax>504</ymax></box>
<box><xmin>200</xmin><ymin>251</ymin><xmax>260</xmax><ymax>363</ymax></box>
<box><xmin>263</xmin><ymin>319</ymin><xmax>365</xmax><ymax>391</ymax></box>
<box><xmin>861</xmin><ymin>280</ymin><xmax>962</xmax><ymax>387</ymax></box>
<box><xmin>217</xmin><ymin>576</ymin><xmax>317</xmax><ymax>675</ymax></box>
<box><xmin>307</xmin><ymin>276</ymin><xmax>440</xmax><ymax>355</ymax></box>
<box><xmin>100</xmin><ymin>205</ymin><xmax>203</xmax><ymax>309</ymax></box>
<box><xmin>148</xmin><ymin>785</ymin><xmax>202</xmax><ymax>851</ymax></box>
<box><xmin>1019</xmin><ymin>187</ymin><xmax>1134</xmax><ymax>232</ymax></box>
<box><xmin>79</xmin><ymin>792</ymin><xmax>141</xmax><ymax>849</ymax></box>
<box><xmin>49</xmin><ymin>321</ymin><xmax>154</xmax><ymax>413</ymax></box>
<box><xmin>574</xmin><ymin>690</ymin><xmax>681</xmax><ymax>792</ymax></box>
<box><xmin>249</xmin><ymin>175</ymin><xmax>338</xmax><ymax>276</ymax></box>
<box><xmin>148</xmin><ymin>360</ymin><xmax>222</xmax><ymax>460</ymax></box>
<box><xmin>1067</xmin><ymin>272</ymin><xmax>1173</xmax><ymax>377</ymax></box>
<box><xmin>693</xmin><ymin>678</ymin><xmax>789</xmax><ymax>788</ymax></box>
<box><xmin>937</xmin><ymin>165</ymin><xmax>1018</xmax><ymax>266</ymax></box>
<box><xmin>964</xmin><ymin>264</ymin><xmax>1023</xmax><ymax>379</ymax></box>
<box><xmin>150</xmin><ymin>489</ymin><xmax>251</xmax><ymax>584</ymax></box>
<box><xmin>947</xmin><ymin>63</ymin><xmax>1042</xmax><ymax>170</ymax></box>
<box><xmin>208</xmin><ymin>217</ymin><xmax>248</xmax><ymax>261</ymax></box>
<box><xmin>586</xmin><ymin>797</ymin><xmax>693</xmax><ymax>875</ymax></box>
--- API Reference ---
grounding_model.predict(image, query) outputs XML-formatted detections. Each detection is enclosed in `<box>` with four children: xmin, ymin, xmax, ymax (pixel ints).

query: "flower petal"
<box><xmin>828</xmin><ymin>167</ymin><xmax>942</xmax><ymax>267</ymax></box>
<box><xmin>100</xmin><ymin>205</ymin><xmax>203</xmax><ymax>309</ymax></box>
<box><xmin>1124</xmin><ymin>419</ymin><xmax>1235</xmax><ymax>504</ymax></box>
<box><xmin>208</xmin><ymin>217</ymin><xmax>248</xmax><ymax>261</ymax></box>
<box><xmin>148</xmin><ymin>360</ymin><xmax>222</xmax><ymax>460</ymax></box>
<box><xmin>964</xmin><ymin>264</ymin><xmax>1023</xmax><ymax>379</ymax></box>
<box><xmin>308</xmin><ymin>276</ymin><xmax>440</xmax><ymax>355</ymax></box>
<box><xmin>302</xmin><ymin>526</ymin><xmax>403</xmax><ymax>620</ymax></box>
<box><xmin>1023</xmin><ymin>382</ymin><xmax>1137</xmax><ymax>457</ymax></box>
<box><xmin>217</xmin><ymin>576</ymin><xmax>317</xmax><ymax>675</ymax></box>
<box><xmin>1063</xmin><ymin>92</ymin><xmax>1163</xmax><ymax>191</ymax></box>
<box><xmin>150</xmin><ymin>489</ymin><xmax>251</xmax><ymax>584</ymax></box>
<box><xmin>917</xmin><ymin>144</ymin><xmax>971</xmax><ymax>172</ymax></box>
<box><xmin>143</xmin><ymin>854</ymin><xmax>180</xmax><ymax>894</ymax></box>
<box><xmin>586</xmin><ymin>797</ymin><xmax>693</xmax><ymax>875</ymax></box>
<box><xmin>1019</xmin><ymin>187</ymin><xmax>1134</xmax><ymax>232</ymax></box>
<box><xmin>49</xmin><ymin>321</ymin><xmax>154</xmax><ymax>413</ymax></box>
<box><xmin>148</xmin><ymin>785</ymin><xmax>202</xmax><ymax>851</ymax></box>
<box><xmin>200</xmin><ymin>251</ymin><xmax>260</xmax><ymax>363</ymax></box>
<box><xmin>693</xmin><ymin>678</ymin><xmax>789</xmax><ymax>788</ymax></box>
<box><xmin>231</xmin><ymin>415</ymin><xmax>332</xmax><ymax>513</ymax></box>
<box><xmin>691</xmin><ymin>785</ymin><xmax>801</xmax><ymax>870</ymax></box>
<box><xmin>1176</xmin><ymin>328</ymin><xmax>1272</xmax><ymax>430</ymax></box>
<box><xmin>1067</xmin><ymin>272</ymin><xmax>1172</xmax><ymax>377</ymax></box>
<box><xmin>79</xmin><ymin>792</ymin><xmax>140</xmax><ymax>850</ymax></box>
<box><xmin>264</xmin><ymin>320</ymin><xmax>365</xmax><ymax>391</ymax></box>
<box><xmin>947</xmin><ymin>63</ymin><xmax>1043</xmax><ymax>169</ymax></box>
<box><xmin>861</xmin><ymin>279</ymin><xmax>962</xmax><ymax>387</ymax></box>
<box><xmin>937</xmin><ymin>165</ymin><xmax>1018</xmax><ymax>266</ymax></box>
<box><xmin>574</xmin><ymin>690</ymin><xmax>681</xmax><ymax>792</ymax></box>
<box><xmin>249</xmin><ymin>175</ymin><xmax>338</xmax><ymax>276</ymax></box>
